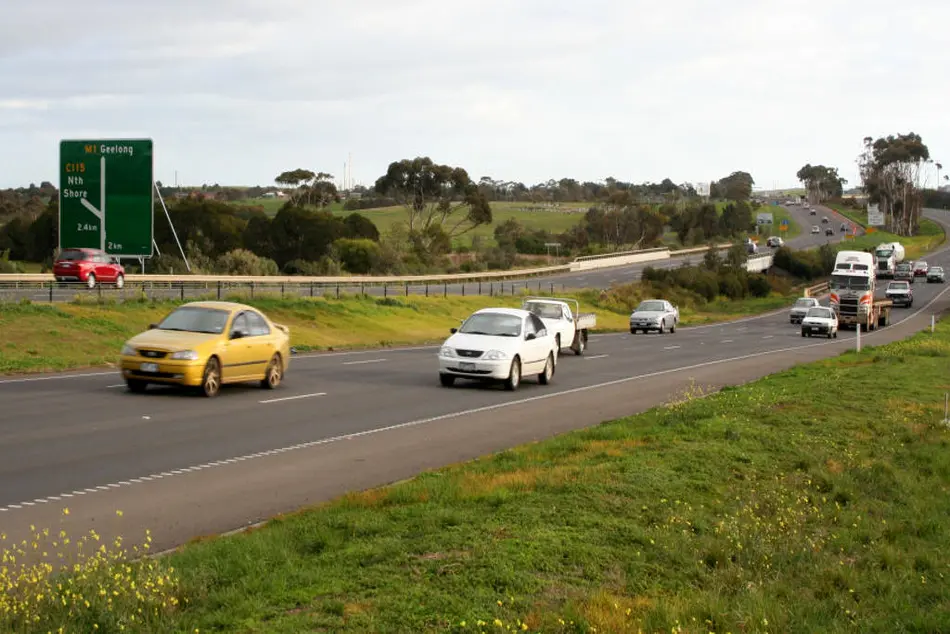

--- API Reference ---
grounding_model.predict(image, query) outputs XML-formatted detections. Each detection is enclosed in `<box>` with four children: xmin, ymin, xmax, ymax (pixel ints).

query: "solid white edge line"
<box><xmin>342</xmin><ymin>358</ymin><xmax>387</xmax><ymax>365</ymax></box>
<box><xmin>259</xmin><ymin>392</ymin><xmax>327</xmax><ymax>404</ymax></box>
<box><xmin>0</xmin><ymin>370</ymin><xmax>118</xmax><ymax>385</ymax></box>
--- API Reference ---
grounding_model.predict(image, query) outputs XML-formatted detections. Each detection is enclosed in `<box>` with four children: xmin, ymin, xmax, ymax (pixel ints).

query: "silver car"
<box><xmin>629</xmin><ymin>299</ymin><xmax>679</xmax><ymax>334</ymax></box>
<box><xmin>790</xmin><ymin>297</ymin><xmax>820</xmax><ymax>324</ymax></box>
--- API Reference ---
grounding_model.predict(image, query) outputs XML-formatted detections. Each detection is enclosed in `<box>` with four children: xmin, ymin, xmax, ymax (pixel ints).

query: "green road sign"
<box><xmin>59</xmin><ymin>139</ymin><xmax>154</xmax><ymax>258</ymax></box>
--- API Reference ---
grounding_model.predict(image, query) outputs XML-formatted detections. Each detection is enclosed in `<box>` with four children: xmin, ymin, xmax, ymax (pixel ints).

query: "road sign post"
<box><xmin>59</xmin><ymin>139</ymin><xmax>154</xmax><ymax>258</ymax></box>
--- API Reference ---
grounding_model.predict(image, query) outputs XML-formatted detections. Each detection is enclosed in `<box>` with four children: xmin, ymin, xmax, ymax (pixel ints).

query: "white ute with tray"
<box><xmin>521</xmin><ymin>297</ymin><xmax>597</xmax><ymax>356</ymax></box>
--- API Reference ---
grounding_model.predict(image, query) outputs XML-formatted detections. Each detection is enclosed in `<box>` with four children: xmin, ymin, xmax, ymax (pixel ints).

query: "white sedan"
<box><xmin>801</xmin><ymin>306</ymin><xmax>838</xmax><ymax>338</ymax></box>
<box><xmin>629</xmin><ymin>299</ymin><xmax>679</xmax><ymax>334</ymax></box>
<box><xmin>438</xmin><ymin>308</ymin><xmax>558</xmax><ymax>391</ymax></box>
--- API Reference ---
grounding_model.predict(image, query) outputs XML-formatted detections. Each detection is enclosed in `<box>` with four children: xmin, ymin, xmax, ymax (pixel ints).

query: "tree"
<box><xmin>796</xmin><ymin>164</ymin><xmax>847</xmax><ymax>203</ymax></box>
<box><xmin>373</xmin><ymin>157</ymin><xmax>492</xmax><ymax>250</ymax></box>
<box><xmin>857</xmin><ymin>133</ymin><xmax>930</xmax><ymax>236</ymax></box>
<box><xmin>710</xmin><ymin>171</ymin><xmax>755</xmax><ymax>201</ymax></box>
<box><xmin>274</xmin><ymin>169</ymin><xmax>340</xmax><ymax>208</ymax></box>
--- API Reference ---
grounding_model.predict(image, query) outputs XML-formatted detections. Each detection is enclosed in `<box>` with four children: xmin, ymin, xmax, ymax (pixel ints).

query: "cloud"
<box><xmin>1</xmin><ymin>0</ymin><xmax>949</xmax><ymax>189</ymax></box>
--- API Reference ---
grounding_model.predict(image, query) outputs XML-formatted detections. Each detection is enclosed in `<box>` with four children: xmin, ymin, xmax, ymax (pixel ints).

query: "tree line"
<box><xmin>0</xmin><ymin>158</ymin><xmax>760</xmax><ymax>275</ymax></box>
<box><xmin>799</xmin><ymin>131</ymin><xmax>936</xmax><ymax>237</ymax></box>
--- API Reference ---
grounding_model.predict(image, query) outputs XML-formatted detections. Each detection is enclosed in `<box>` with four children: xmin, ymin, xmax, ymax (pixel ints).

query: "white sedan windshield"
<box><xmin>636</xmin><ymin>301</ymin><xmax>666</xmax><ymax>312</ymax></box>
<box><xmin>806</xmin><ymin>307</ymin><xmax>833</xmax><ymax>319</ymax></box>
<box><xmin>459</xmin><ymin>313</ymin><xmax>522</xmax><ymax>337</ymax></box>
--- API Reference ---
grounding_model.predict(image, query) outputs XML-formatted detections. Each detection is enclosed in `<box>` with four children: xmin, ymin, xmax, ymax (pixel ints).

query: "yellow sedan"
<box><xmin>119</xmin><ymin>301</ymin><xmax>291</xmax><ymax>397</ymax></box>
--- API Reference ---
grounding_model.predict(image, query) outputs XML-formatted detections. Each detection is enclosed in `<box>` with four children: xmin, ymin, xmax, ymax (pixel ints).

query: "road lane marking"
<box><xmin>342</xmin><ymin>358</ymin><xmax>387</xmax><ymax>366</ymax></box>
<box><xmin>106</xmin><ymin>384</ymin><xmax>125</xmax><ymax>388</ymax></box>
<box><xmin>0</xmin><ymin>328</ymin><xmax>901</xmax><ymax>514</ymax></box>
<box><xmin>0</xmin><ymin>370</ymin><xmax>119</xmax><ymax>385</ymax></box>
<box><xmin>722</xmin><ymin>339</ymin><xmax>734</xmax><ymax>343</ymax></box>
<box><xmin>762</xmin><ymin>335</ymin><xmax>774</xmax><ymax>339</ymax></box>
<box><xmin>664</xmin><ymin>345</ymin><xmax>681</xmax><ymax>350</ymax></box>
<box><xmin>259</xmin><ymin>391</ymin><xmax>327</xmax><ymax>404</ymax></box>
<box><xmin>584</xmin><ymin>354</ymin><xmax>609</xmax><ymax>360</ymax></box>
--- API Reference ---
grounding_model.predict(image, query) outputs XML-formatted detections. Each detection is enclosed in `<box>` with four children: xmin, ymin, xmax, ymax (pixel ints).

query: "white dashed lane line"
<box><xmin>342</xmin><ymin>358</ymin><xmax>387</xmax><ymax>366</ymax></box>
<box><xmin>664</xmin><ymin>345</ymin><xmax>681</xmax><ymax>350</ymax></box>
<box><xmin>584</xmin><ymin>354</ymin><xmax>609</xmax><ymax>360</ymax></box>
<box><xmin>722</xmin><ymin>339</ymin><xmax>734</xmax><ymax>343</ymax></box>
<box><xmin>259</xmin><ymin>392</ymin><xmax>327</xmax><ymax>404</ymax></box>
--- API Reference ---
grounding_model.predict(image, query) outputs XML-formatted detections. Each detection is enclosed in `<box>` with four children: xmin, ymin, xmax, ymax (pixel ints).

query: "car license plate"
<box><xmin>459</xmin><ymin>362</ymin><xmax>476</xmax><ymax>372</ymax></box>
<box><xmin>140</xmin><ymin>362</ymin><xmax>159</xmax><ymax>373</ymax></box>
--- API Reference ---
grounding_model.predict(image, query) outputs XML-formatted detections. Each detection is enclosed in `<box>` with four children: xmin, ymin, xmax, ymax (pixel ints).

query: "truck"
<box><xmin>829</xmin><ymin>250</ymin><xmax>892</xmax><ymax>331</ymax></box>
<box><xmin>521</xmin><ymin>297</ymin><xmax>596</xmax><ymax>356</ymax></box>
<box><xmin>874</xmin><ymin>242</ymin><xmax>905</xmax><ymax>278</ymax></box>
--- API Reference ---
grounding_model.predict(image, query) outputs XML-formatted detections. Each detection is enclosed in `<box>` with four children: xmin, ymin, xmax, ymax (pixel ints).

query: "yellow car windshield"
<box><xmin>157</xmin><ymin>307</ymin><xmax>230</xmax><ymax>334</ymax></box>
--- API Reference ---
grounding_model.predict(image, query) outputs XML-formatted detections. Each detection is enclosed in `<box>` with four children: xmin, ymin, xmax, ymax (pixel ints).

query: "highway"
<box><xmin>0</xmin><ymin>204</ymin><xmax>854</xmax><ymax>303</ymax></box>
<box><xmin>0</xmin><ymin>209</ymin><xmax>945</xmax><ymax>558</ymax></box>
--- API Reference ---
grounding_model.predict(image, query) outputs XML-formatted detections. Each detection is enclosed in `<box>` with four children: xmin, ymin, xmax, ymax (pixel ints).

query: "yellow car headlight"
<box><xmin>169</xmin><ymin>350</ymin><xmax>200</xmax><ymax>361</ymax></box>
<box><xmin>120</xmin><ymin>344</ymin><xmax>135</xmax><ymax>356</ymax></box>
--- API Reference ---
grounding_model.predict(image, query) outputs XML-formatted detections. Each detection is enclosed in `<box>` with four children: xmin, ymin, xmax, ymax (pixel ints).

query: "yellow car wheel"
<box><xmin>262</xmin><ymin>354</ymin><xmax>282</xmax><ymax>389</ymax></box>
<box><xmin>201</xmin><ymin>357</ymin><xmax>221</xmax><ymax>398</ymax></box>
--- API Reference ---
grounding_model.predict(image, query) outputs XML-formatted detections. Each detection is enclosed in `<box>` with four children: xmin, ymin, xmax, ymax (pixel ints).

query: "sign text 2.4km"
<box><xmin>59</xmin><ymin>139</ymin><xmax>154</xmax><ymax>257</ymax></box>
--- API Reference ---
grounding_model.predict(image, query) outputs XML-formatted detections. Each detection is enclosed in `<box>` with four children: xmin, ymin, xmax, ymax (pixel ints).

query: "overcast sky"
<box><xmin>2</xmin><ymin>0</ymin><xmax>948</xmax><ymax>191</ymax></box>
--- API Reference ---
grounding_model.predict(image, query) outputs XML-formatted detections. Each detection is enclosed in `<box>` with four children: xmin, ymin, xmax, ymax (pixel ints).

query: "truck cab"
<box><xmin>830</xmin><ymin>250</ymin><xmax>891</xmax><ymax>330</ymax></box>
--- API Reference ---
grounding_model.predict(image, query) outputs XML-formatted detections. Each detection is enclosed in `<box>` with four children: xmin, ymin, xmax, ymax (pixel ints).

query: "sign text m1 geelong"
<box><xmin>59</xmin><ymin>139</ymin><xmax>154</xmax><ymax>258</ymax></box>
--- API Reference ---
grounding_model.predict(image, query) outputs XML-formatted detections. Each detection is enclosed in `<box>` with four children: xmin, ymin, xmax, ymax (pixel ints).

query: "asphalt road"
<box><xmin>0</xmin><ymin>209</ymin><xmax>947</xmax><ymax>558</ymax></box>
<box><xmin>0</xmin><ymin>204</ymin><xmax>854</xmax><ymax>303</ymax></box>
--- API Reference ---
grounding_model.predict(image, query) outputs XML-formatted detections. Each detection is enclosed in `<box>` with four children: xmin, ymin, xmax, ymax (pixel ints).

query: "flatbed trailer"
<box><xmin>835</xmin><ymin>298</ymin><xmax>892</xmax><ymax>331</ymax></box>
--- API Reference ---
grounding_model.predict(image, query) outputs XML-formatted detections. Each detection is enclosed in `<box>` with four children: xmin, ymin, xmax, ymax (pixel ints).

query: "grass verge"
<box><xmin>0</xmin><ymin>286</ymin><xmax>795</xmax><ymax>374</ymax></box>
<box><xmin>827</xmin><ymin>205</ymin><xmax>946</xmax><ymax>260</ymax></box>
<box><xmin>11</xmin><ymin>305</ymin><xmax>948</xmax><ymax>632</ymax></box>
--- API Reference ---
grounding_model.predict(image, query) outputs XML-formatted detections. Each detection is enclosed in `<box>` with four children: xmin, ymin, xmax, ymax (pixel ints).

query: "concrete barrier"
<box><xmin>745</xmin><ymin>254</ymin><xmax>774</xmax><ymax>273</ymax></box>
<box><xmin>569</xmin><ymin>248</ymin><xmax>671</xmax><ymax>271</ymax></box>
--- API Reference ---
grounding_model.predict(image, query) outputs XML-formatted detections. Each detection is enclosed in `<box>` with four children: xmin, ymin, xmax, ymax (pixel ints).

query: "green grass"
<box><xmin>825</xmin><ymin>204</ymin><xmax>946</xmax><ymax>258</ymax></box>
<box><xmin>231</xmin><ymin>198</ymin><xmax>799</xmax><ymax>249</ymax></box>
<box><xmin>0</xmin><ymin>288</ymin><xmax>794</xmax><ymax>375</ymax></box>
<box><xmin>15</xmin><ymin>305</ymin><xmax>948</xmax><ymax>632</ymax></box>
<box><xmin>230</xmin><ymin>199</ymin><xmax>590</xmax><ymax>248</ymax></box>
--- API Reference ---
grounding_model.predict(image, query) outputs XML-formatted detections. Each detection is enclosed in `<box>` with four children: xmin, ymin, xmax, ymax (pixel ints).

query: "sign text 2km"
<box><xmin>59</xmin><ymin>139</ymin><xmax>154</xmax><ymax>257</ymax></box>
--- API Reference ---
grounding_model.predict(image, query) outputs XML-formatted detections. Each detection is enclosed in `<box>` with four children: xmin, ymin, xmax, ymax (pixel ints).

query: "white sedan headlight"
<box><xmin>120</xmin><ymin>344</ymin><xmax>135</xmax><ymax>356</ymax></box>
<box><xmin>440</xmin><ymin>346</ymin><xmax>456</xmax><ymax>357</ymax></box>
<box><xmin>169</xmin><ymin>350</ymin><xmax>200</xmax><ymax>361</ymax></box>
<box><xmin>483</xmin><ymin>350</ymin><xmax>508</xmax><ymax>360</ymax></box>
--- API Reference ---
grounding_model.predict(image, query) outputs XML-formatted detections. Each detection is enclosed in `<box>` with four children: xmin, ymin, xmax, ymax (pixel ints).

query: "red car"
<box><xmin>914</xmin><ymin>260</ymin><xmax>929</xmax><ymax>277</ymax></box>
<box><xmin>53</xmin><ymin>248</ymin><xmax>126</xmax><ymax>288</ymax></box>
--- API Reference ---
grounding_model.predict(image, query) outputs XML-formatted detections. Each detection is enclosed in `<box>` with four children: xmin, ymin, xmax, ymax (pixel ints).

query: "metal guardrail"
<box><xmin>0</xmin><ymin>264</ymin><xmax>573</xmax><ymax>286</ymax></box>
<box><xmin>0</xmin><ymin>241</ymin><xmax>748</xmax><ymax>287</ymax></box>
<box><xmin>0</xmin><ymin>277</ymin><xmax>573</xmax><ymax>304</ymax></box>
<box><xmin>804</xmin><ymin>282</ymin><xmax>830</xmax><ymax>297</ymax></box>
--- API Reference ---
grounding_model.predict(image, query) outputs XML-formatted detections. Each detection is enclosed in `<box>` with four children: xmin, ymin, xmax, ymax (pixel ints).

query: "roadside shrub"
<box><xmin>718</xmin><ymin>272</ymin><xmax>745</xmax><ymax>299</ymax></box>
<box><xmin>773</xmin><ymin>246</ymin><xmax>824</xmax><ymax>280</ymax></box>
<box><xmin>0</xmin><ymin>249</ymin><xmax>25</xmax><ymax>273</ymax></box>
<box><xmin>747</xmin><ymin>273</ymin><xmax>772</xmax><ymax>297</ymax></box>
<box><xmin>332</xmin><ymin>238</ymin><xmax>381</xmax><ymax>275</ymax></box>
<box><xmin>215</xmin><ymin>248</ymin><xmax>279</xmax><ymax>276</ymax></box>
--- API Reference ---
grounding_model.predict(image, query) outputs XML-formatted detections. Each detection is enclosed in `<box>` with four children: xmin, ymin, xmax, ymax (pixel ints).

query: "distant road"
<box><xmin>0</xmin><ymin>204</ymin><xmax>856</xmax><ymax>303</ymax></box>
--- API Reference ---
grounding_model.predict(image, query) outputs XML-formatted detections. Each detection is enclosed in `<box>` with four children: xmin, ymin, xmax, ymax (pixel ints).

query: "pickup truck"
<box><xmin>885</xmin><ymin>280</ymin><xmax>913</xmax><ymax>307</ymax></box>
<box><xmin>521</xmin><ymin>297</ymin><xmax>596</xmax><ymax>355</ymax></box>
